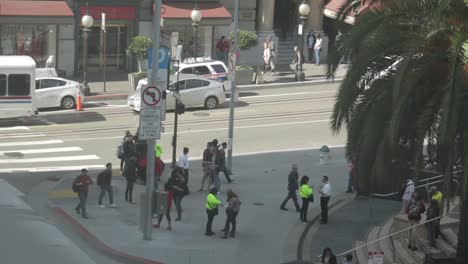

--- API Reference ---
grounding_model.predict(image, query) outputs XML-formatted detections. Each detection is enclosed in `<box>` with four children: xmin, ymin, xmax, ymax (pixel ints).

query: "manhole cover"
<box><xmin>4</xmin><ymin>152</ymin><xmax>24</xmax><ymax>158</ymax></box>
<box><xmin>193</xmin><ymin>112</ymin><xmax>210</xmax><ymax>117</ymax></box>
<box><xmin>252</xmin><ymin>202</ymin><xmax>264</xmax><ymax>206</ymax></box>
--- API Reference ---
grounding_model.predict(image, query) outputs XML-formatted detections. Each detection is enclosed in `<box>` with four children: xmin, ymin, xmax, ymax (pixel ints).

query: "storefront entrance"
<box><xmin>86</xmin><ymin>25</ymin><xmax>127</xmax><ymax>71</ymax></box>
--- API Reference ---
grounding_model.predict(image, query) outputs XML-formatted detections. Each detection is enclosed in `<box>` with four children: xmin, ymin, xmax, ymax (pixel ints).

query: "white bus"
<box><xmin>0</xmin><ymin>56</ymin><xmax>37</xmax><ymax>119</ymax></box>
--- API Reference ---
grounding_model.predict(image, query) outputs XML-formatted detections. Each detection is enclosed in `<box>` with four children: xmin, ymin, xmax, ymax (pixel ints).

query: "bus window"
<box><xmin>8</xmin><ymin>74</ymin><xmax>30</xmax><ymax>96</ymax></box>
<box><xmin>0</xmin><ymin>75</ymin><xmax>6</xmax><ymax>96</ymax></box>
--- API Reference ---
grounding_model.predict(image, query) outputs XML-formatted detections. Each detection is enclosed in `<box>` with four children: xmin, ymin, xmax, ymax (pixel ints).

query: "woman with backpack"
<box><xmin>405</xmin><ymin>192</ymin><xmax>426</xmax><ymax>250</ymax></box>
<box><xmin>154</xmin><ymin>181</ymin><xmax>173</xmax><ymax>230</ymax></box>
<box><xmin>123</xmin><ymin>156</ymin><xmax>137</xmax><ymax>203</ymax></box>
<box><xmin>171</xmin><ymin>168</ymin><xmax>187</xmax><ymax>221</ymax></box>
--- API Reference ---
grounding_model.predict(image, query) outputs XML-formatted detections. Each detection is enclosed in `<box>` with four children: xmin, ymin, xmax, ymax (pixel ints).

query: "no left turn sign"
<box><xmin>141</xmin><ymin>85</ymin><xmax>162</xmax><ymax>107</ymax></box>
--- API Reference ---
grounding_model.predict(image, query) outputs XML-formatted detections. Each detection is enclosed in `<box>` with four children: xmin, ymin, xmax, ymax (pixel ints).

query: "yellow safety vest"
<box><xmin>432</xmin><ymin>191</ymin><xmax>442</xmax><ymax>207</ymax></box>
<box><xmin>155</xmin><ymin>143</ymin><xmax>163</xmax><ymax>158</ymax></box>
<box><xmin>206</xmin><ymin>193</ymin><xmax>221</xmax><ymax>210</ymax></box>
<box><xmin>299</xmin><ymin>184</ymin><xmax>313</xmax><ymax>198</ymax></box>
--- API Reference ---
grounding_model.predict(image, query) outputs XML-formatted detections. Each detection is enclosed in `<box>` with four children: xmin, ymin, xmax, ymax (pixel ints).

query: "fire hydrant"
<box><xmin>319</xmin><ymin>145</ymin><xmax>331</xmax><ymax>165</ymax></box>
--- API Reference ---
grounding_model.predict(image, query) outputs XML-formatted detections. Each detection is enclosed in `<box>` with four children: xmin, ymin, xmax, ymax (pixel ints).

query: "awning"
<box><xmin>0</xmin><ymin>1</ymin><xmax>73</xmax><ymax>17</ymax></box>
<box><xmin>154</xmin><ymin>3</ymin><xmax>232</xmax><ymax>26</ymax></box>
<box><xmin>323</xmin><ymin>0</ymin><xmax>376</xmax><ymax>24</ymax></box>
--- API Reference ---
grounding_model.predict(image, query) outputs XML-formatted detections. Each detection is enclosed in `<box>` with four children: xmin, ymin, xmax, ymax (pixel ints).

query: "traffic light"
<box><xmin>175</xmin><ymin>101</ymin><xmax>185</xmax><ymax>115</ymax></box>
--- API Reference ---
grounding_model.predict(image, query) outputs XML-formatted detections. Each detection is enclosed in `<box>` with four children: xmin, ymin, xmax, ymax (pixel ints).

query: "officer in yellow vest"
<box><xmin>205</xmin><ymin>188</ymin><xmax>222</xmax><ymax>236</ymax></box>
<box><xmin>299</xmin><ymin>176</ymin><xmax>314</xmax><ymax>222</ymax></box>
<box><xmin>155</xmin><ymin>143</ymin><xmax>163</xmax><ymax>158</ymax></box>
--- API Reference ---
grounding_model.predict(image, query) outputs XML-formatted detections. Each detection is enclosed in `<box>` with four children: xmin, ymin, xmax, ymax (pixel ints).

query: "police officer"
<box><xmin>205</xmin><ymin>188</ymin><xmax>222</xmax><ymax>236</ymax></box>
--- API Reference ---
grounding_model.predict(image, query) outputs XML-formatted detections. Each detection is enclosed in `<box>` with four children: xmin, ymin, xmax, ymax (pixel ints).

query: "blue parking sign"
<box><xmin>148</xmin><ymin>46</ymin><xmax>170</xmax><ymax>70</ymax></box>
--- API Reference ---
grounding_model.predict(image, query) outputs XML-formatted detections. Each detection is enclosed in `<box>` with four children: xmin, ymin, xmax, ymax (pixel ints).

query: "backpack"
<box><xmin>116</xmin><ymin>145</ymin><xmax>124</xmax><ymax>159</ymax></box>
<box><xmin>72</xmin><ymin>177</ymin><xmax>80</xmax><ymax>193</ymax></box>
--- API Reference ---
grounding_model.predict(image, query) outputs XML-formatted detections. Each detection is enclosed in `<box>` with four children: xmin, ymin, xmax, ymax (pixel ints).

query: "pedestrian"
<box><xmin>174</xmin><ymin>40</ymin><xmax>183</xmax><ymax>62</ymax></box>
<box><xmin>280</xmin><ymin>164</ymin><xmax>301</xmax><ymax>212</ymax></box>
<box><xmin>124</xmin><ymin>156</ymin><xmax>137</xmax><ymax>204</ymax></box>
<box><xmin>123</xmin><ymin>133</ymin><xmax>136</xmax><ymax>170</ymax></box>
<box><xmin>346</xmin><ymin>160</ymin><xmax>355</xmax><ymax>193</ymax></box>
<box><xmin>72</xmin><ymin>168</ymin><xmax>93</xmax><ymax>219</ymax></box>
<box><xmin>222</xmin><ymin>189</ymin><xmax>241</xmax><ymax>239</ymax></box>
<box><xmin>263</xmin><ymin>41</ymin><xmax>271</xmax><ymax>72</ymax></box>
<box><xmin>172</xmin><ymin>168</ymin><xmax>187</xmax><ymax>221</ymax></box>
<box><xmin>293</xmin><ymin>46</ymin><xmax>302</xmax><ymax>72</ymax></box>
<box><xmin>154</xmin><ymin>180</ymin><xmax>173</xmax><ymax>230</ymax></box>
<box><xmin>119</xmin><ymin>130</ymin><xmax>131</xmax><ymax>171</ymax></box>
<box><xmin>97</xmin><ymin>163</ymin><xmax>117</xmax><ymax>208</ymax></box>
<box><xmin>267</xmin><ymin>37</ymin><xmax>276</xmax><ymax>72</ymax></box>
<box><xmin>320</xmin><ymin>247</ymin><xmax>337</xmax><ymax>264</ymax></box>
<box><xmin>426</xmin><ymin>199</ymin><xmax>439</xmax><ymax>247</ymax></box>
<box><xmin>211</xmin><ymin>143</ymin><xmax>221</xmax><ymax>192</ymax></box>
<box><xmin>200</xmin><ymin>142</ymin><xmax>213</xmax><ymax>191</ymax></box>
<box><xmin>430</xmin><ymin>186</ymin><xmax>443</xmax><ymax>238</ymax></box>
<box><xmin>218</xmin><ymin>142</ymin><xmax>233</xmax><ymax>183</ymax></box>
<box><xmin>342</xmin><ymin>254</ymin><xmax>353</xmax><ymax>264</ymax></box>
<box><xmin>314</xmin><ymin>34</ymin><xmax>323</xmax><ymax>65</ymax></box>
<box><xmin>319</xmin><ymin>176</ymin><xmax>332</xmax><ymax>224</ymax></box>
<box><xmin>216</xmin><ymin>36</ymin><xmax>229</xmax><ymax>62</ymax></box>
<box><xmin>307</xmin><ymin>31</ymin><xmax>316</xmax><ymax>63</ymax></box>
<box><xmin>406</xmin><ymin>192</ymin><xmax>426</xmax><ymax>250</ymax></box>
<box><xmin>401</xmin><ymin>179</ymin><xmax>415</xmax><ymax>213</ymax></box>
<box><xmin>177</xmin><ymin>147</ymin><xmax>190</xmax><ymax>181</ymax></box>
<box><xmin>299</xmin><ymin>176</ymin><xmax>314</xmax><ymax>222</ymax></box>
<box><xmin>205</xmin><ymin>187</ymin><xmax>222</xmax><ymax>236</ymax></box>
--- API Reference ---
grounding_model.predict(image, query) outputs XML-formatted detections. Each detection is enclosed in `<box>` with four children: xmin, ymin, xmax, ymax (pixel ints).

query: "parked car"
<box><xmin>128</xmin><ymin>76</ymin><xmax>225</xmax><ymax>112</ymax></box>
<box><xmin>35</xmin><ymin>77</ymin><xmax>85</xmax><ymax>109</ymax></box>
<box><xmin>174</xmin><ymin>57</ymin><xmax>228</xmax><ymax>82</ymax></box>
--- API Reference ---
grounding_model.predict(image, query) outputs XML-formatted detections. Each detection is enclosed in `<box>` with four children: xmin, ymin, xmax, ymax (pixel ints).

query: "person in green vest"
<box><xmin>155</xmin><ymin>143</ymin><xmax>163</xmax><ymax>158</ymax></box>
<box><xmin>299</xmin><ymin>175</ymin><xmax>314</xmax><ymax>222</ymax></box>
<box><xmin>205</xmin><ymin>188</ymin><xmax>222</xmax><ymax>236</ymax></box>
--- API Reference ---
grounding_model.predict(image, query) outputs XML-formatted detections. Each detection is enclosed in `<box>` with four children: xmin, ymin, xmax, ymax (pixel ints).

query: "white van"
<box><xmin>0</xmin><ymin>56</ymin><xmax>37</xmax><ymax>119</ymax></box>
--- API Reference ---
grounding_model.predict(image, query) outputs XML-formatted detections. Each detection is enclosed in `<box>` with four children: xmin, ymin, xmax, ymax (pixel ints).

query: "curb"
<box><xmin>83</xmin><ymin>77</ymin><xmax>344</xmax><ymax>101</ymax></box>
<box><xmin>49</xmin><ymin>205</ymin><xmax>162</xmax><ymax>264</ymax></box>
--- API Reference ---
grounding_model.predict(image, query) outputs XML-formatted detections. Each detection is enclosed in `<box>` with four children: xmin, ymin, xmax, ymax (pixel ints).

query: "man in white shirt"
<box><xmin>177</xmin><ymin>147</ymin><xmax>190</xmax><ymax>181</ymax></box>
<box><xmin>319</xmin><ymin>175</ymin><xmax>332</xmax><ymax>224</ymax></box>
<box><xmin>314</xmin><ymin>34</ymin><xmax>323</xmax><ymax>66</ymax></box>
<box><xmin>174</xmin><ymin>40</ymin><xmax>183</xmax><ymax>62</ymax></box>
<box><xmin>402</xmin><ymin>179</ymin><xmax>414</xmax><ymax>213</ymax></box>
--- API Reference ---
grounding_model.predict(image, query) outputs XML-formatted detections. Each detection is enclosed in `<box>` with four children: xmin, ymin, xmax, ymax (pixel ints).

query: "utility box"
<box><xmin>424</xmin><ymin>253</ymin><xmax>456</xmax><ymax>264</ymax></box>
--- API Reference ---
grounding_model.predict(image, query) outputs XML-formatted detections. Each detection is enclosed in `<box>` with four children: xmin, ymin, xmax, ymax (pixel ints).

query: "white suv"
<box><xmin>174</xmin><ymin>57</ymin><xmax>228</xmax><ymax>82</ymax></box>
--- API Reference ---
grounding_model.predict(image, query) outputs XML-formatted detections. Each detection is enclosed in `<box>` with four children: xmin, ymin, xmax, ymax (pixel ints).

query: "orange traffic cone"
<box><xmin>76</xmin><ymin>92</ymin><xmax>83</xmax><ymax>111</ymax></box>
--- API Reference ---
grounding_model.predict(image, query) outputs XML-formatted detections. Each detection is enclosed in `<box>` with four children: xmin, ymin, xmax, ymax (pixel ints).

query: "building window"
<box><xmin>8</xmin><ymin>74</ymin><xmax>31</xmax><ymax>96</ymax></box>
<box><xmin>0</xmin><ymin>75</ymin><xmax>6</xmax><ymax>96</ymax></box>
<box><xmin>0</xmin><ymin>24</ymin><xmax>57</xmax><ymax>68</ymax></box>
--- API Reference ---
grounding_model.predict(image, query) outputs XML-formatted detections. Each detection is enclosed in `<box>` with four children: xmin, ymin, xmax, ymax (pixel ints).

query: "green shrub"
<box><xmin>126</xmin><ymin>36</ymin><xmax>152</xmax><ymax>72</ymax></box>
<box><xmin>230</xmin><ymin>30</ymin><xmax>258</xmax><ymax>50</ymax></box>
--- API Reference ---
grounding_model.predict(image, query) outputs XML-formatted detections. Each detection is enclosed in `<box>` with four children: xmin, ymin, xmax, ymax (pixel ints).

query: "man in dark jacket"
<box><xmin>97</xmin><ymin>163</ymin><xmax>117</xmax><ymax>208</ymax></box>
<box><xmin>218</xmin><ymin>142</ymin><xmax>233</xmax><ymax>183</ymax></box>
<box><xmin>280</xmin><ymin>164</ymin><xmax>301</xmax><ymax>212</ymax></box>
<box><xmin>73</xmin><ymin>168</ymin><xmax>93</xmax><ymax>218</ymax></box>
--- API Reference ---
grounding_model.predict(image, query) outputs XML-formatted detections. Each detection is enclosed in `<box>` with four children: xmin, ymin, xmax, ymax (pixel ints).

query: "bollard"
<box><xmin>76</xmin><ymin>86</ymin><xmax>83</xmax><ymax>111</ymax></box>
<box><xmin>319</xmin><ymin>145</ymin><xmax>330</xmax><ymax>165</ymax></box>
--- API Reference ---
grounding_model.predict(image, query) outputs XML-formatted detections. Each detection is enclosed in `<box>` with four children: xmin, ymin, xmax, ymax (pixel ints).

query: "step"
<box><xmin>392</xmin><ymin>237</ymin><xmax>422</xmax><ymax>264</ymax></box>
<box><xmin>441</xmin><ymin>227</ymin><xmax>458</xmax><ymax>248</ymax></box>
<box><xmin>353</xmin><ymin>240</ymin><xmax>369</xmax><ymax>264</ymax></box>
<box><xmin>378</xmin><ymin>217</ymin><xmax>398</xmax><ymax>264</ymax></box>
<box><xmin>366</xmin><ymin>226</ymin><xmax>381</xmax><ymax>252</ymax></box>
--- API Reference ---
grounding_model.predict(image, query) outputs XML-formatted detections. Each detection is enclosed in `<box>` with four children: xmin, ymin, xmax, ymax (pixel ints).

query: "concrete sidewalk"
<box><xmin>48</xmin><ymin>149</ymin><xmax>352</xmax><ymax>264</ymax></box>
<box><xmin>82</xmin><ymin>64</ymin><xmax>347</xmax><ymax>101</ymax></box>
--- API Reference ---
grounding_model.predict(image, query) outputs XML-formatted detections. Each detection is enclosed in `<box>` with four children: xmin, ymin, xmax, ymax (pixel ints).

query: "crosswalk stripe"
<box><xmin>2</xmin><ymin>133</ymin><xmax>46</xmax><ymax>139</ymax></box>
<box><xmin>0</xmin><ymin>126</ymin><xmax>30</xmax><ymax>131</ymax></box>
<box><xmin>0</xmin><ymin>139</ymin><xmax>63</xmax><ymax>147</ymax></box>
<box><xmin>0</xmin><ymin>147</ymin><xmax>82</xmax><ymax>155</ymax></box>
<box><xmin>0</xmin><ymin>155</ymin><xmax>100</xmax><ymax>164</ymax></box>
<box><xmin>0</xmin><ymin>164</ymin><xmax>105</xmax><ymax>173</ymax></box>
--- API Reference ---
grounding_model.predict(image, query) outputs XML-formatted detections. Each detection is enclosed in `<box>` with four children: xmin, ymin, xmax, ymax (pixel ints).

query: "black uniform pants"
<box><xmin>206</xmin><ymin>209</ymin><xmax>217</xmax><ymax>233</ymax></box>
<box><xmin>300</xmin><ymin>198</ymin><xmax>310</xmax><ymax>221</ymax></box>
<box><xmin>320</xmin><ymin>196</ymin><xmax>330</xmax><ymax>222</ymax></box>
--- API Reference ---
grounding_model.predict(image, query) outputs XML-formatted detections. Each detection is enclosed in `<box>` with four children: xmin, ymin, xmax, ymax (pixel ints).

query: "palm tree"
<box><xmin>326</xmin><ymin>0</ymin><xmax>468</xmax><ymax>262</ymax></box>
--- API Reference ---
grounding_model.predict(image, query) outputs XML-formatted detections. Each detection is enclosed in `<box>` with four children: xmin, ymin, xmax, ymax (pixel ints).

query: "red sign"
<box><xmin>80</xmin><ymin>6</ymin><xmax>136</xmax><ymax>20</ymax></box>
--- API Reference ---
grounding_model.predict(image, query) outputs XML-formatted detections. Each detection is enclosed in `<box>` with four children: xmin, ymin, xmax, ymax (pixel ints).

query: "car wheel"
<box><xmin>204</xmin><ymin>96</ymin><xmax>218</xmax><ymax>110</ymax></box>
<box><xmin>61</xmin><ymin>96</ymin><xmax>76</xmax><ymax>109</ymax></box>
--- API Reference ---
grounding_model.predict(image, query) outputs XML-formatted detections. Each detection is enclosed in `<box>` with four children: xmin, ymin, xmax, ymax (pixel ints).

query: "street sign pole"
<box><xmin>142</xmin><ymin>0</ymin><xmax>162</xmax><ymax>241</ymax></box>
<box><xmin>227</xmin><ymin>0</ymin><xmax>239</xmax><ymax>174</ymax></box>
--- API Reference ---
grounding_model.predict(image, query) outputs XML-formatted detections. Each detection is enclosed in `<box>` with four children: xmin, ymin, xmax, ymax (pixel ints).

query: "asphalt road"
<box><xmin>0</xmin><ymin>83</ymin><xmax>344</xmax><ymax>173</ymax></box>
<box><xmin>0</xmin><ymin>83</ymin><xmax>347</xmax><ymax>264</ymax></box>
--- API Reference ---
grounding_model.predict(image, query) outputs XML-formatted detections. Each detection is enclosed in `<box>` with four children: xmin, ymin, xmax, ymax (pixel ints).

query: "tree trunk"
<box><xmin>137</xmin><ymin>59</ymin><xmax>142</xmax><ymax>73</ymax></box>
<box><xmin>456</xmin><ymin>170</ymin><xmax>468</xmax><ymax>264</ymax></box>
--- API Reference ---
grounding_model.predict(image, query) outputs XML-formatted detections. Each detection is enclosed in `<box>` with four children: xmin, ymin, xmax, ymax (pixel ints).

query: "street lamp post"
<box><xmin>296</xmin><ymin>1</ymin><xmax>310</xmax><ymax>82</ymax></box>
<box><xmin>81</xmin><ymin>13</ymin><xmax>93</xmax><ymax>95</ymax></box>
<box><xmin>191</xmin><ymin>8</ymin><xmax>202</xmax><ymax>57</ymax></box>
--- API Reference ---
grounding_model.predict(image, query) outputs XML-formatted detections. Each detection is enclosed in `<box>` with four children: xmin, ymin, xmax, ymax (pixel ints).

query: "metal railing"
<box><xmin>335</xmin><ymin>216</ymin><xmax>442</xmax><ymax>262</ymax></box>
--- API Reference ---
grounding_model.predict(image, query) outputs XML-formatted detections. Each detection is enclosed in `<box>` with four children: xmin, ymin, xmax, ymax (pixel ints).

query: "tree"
<box><xmin>126</xmin><ymin>36</ymin><xmax>152</xmax><ymax>72</ymax></box>
<box><xmin>230</xmin><ymin>30</ymin><xmax>258</xmax><ymax>51</ymax></box>
<box><xmin>326</xmin><ymin>0</ymin><xmax>468</xmax><ymax>262</ymax></box>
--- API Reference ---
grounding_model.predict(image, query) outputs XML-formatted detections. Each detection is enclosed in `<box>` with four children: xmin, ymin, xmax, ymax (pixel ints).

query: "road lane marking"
<box><xmin>0</xmin><ymin>126</ymin><xmax>30</xmax><ymax>131</ymax></box>
<box><xmin>239</xmin><ymin>91</ymin><xmax>336</xmax><ymax>100</ymax></box>
<box><xmin>48</xmin><ymin>189</ymin><xmax>76</xmax><ymax>199</ymax></box>
<box><xmin>0</xmin><ymin>155</ymin><xmax>99</xmax><ymax>164</ymax></box>
<box><xmin>0</xmin><ymin>164</ymin><xmax>105</xmax><ymax>173</ymax></box>
<box><xmin>1</xmin><ymin>133</ymin><xmax>46</xmax><ymax>139</ymax></box>
<box><xmin>0</xmin><ymin>147</ymin><xmax>82</xmax><ymax>156</ymax></box>
<box><xmin>0</xmin><ymin>139</ymin><xmax>63</xmax><ymax>147</ymax></box>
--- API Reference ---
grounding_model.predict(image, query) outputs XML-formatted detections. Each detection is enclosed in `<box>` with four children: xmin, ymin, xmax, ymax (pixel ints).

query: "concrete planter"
<box><xmin>235</xmin><ymin>68</ymin><xmax>254</xmax><ymax>85</ymax></box>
